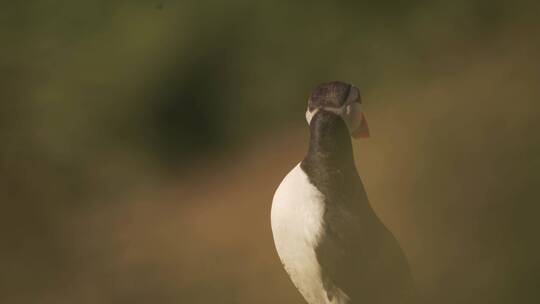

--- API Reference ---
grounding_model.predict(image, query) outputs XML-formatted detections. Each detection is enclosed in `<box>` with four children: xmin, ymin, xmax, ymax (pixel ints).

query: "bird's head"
<box><xmin>306</xmin><ymin>81</ymin><xmax>370</xmax><ymax>139</ymax></box>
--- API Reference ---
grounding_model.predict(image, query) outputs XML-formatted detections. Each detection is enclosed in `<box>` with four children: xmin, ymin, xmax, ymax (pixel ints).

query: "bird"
<box><xmin>271</xmin><ymin>81</ymin><xmax>416</xmax><ymax>304</ymax></box>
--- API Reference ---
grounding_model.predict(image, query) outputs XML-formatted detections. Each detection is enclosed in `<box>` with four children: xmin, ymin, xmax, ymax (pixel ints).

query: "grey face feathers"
<box><xmin>308</xmin><ymin>81</ymin><xmax>356</xmax><ymax>111</ymax></box>
<box><xmin>306</xmin><ymin>81</ymin><xmax>369</xmax><ymax>139</ymax></box>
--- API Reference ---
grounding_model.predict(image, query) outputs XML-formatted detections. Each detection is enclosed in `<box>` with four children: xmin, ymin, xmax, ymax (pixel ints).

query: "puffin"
<box><xmin>271</xmin><ymin>81</ymin><xmax>416</xmax><ymax>304</ymax></box>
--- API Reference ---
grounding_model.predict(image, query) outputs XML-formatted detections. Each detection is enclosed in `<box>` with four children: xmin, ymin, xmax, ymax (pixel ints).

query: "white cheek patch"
<box><xmin>306</xmin><ymin>86</ymin><xmax>363</xmax><ymax>128</ymax></box>
<box><xmin>306</xmin><ymin>108</ymin><xmax>319</xmax><ymax>125</ymax></box>
<box><xmin>306</xmin><ymin>105</ymin><xmax>346</xmax><ymax>125</ymax></box>
<box><xmin>306</xmin><ymin>102</ymin><xmax>364</xmax><ymax>143</ymax></box>
<box><xmin>306</xmin><ymin>103</ymin><xmax>359</xmax><ymax>125</ymax></box>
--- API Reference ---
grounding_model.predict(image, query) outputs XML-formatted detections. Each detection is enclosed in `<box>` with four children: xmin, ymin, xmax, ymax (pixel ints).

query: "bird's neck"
<box><xmin>301</xmin><ymin>111</ymin><xmax>357</xmax><ymax>184</ymax></box>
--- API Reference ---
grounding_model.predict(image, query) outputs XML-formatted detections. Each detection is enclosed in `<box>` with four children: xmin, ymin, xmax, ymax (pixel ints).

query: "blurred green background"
<box><xmin>1</xmin><ymin>1</ymin><xmax>540</xmax><ymax>303</ymax></box>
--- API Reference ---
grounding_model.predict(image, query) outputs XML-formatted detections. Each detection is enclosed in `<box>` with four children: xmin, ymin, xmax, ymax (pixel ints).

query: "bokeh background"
<box><xmin>2</xmin><ymin>1</ymin><xmax>540</xmax><ymax>303</ymax></box>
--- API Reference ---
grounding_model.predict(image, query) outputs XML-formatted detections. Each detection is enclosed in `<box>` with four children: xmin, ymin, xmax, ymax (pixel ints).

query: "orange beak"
<box><xmin>351</xmin><ymin>112</ymin><xmax>370</xmax><ymax>139</ymax></box>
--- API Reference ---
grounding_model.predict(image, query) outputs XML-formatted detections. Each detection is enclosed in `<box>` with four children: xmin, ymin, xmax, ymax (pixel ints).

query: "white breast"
<box><xmin>271</xmin><ymin>164</ymin><xmax>349</xmax><ymax>304</ymax></box>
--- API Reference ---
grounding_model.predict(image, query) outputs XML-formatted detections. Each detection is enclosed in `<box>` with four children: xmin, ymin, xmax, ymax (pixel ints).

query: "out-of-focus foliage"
<box><xmin>1</xmin><ymin>1</ymin><xmax>539</xmax><ymax>303</ymax></box>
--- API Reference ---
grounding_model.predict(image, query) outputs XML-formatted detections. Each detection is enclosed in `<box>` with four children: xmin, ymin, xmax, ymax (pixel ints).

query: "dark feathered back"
<box><xmin>301</xmin><ymin>109</ymin><xmax>417</xmax><ymax>304</ymax></box>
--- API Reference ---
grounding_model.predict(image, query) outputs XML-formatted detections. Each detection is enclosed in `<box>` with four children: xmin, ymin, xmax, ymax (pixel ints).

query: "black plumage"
<box><xmin>301</xmin><ymin>110</ymin><xmax>416</xmax><ymax>304</ymax></box>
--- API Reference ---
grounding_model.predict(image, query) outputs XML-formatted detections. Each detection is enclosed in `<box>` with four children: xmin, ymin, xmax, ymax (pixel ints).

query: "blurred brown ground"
<box><xmin>1</xmin><ymin>1</ymin><xmax>540</xmax><ymax>303</ymax></box>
